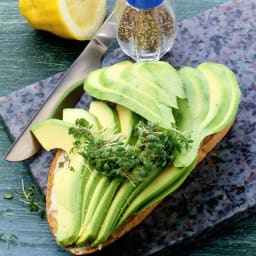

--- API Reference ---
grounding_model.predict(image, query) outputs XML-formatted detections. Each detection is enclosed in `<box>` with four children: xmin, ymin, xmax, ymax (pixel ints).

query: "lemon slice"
<box><xmin>19</xmin><ymin>0</ymin><xmax>107</xmax><ymax>40</ymax></box>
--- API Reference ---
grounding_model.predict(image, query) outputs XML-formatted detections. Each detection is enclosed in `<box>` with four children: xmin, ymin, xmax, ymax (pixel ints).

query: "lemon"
<box><xmin>19</xmin><ymin>0</ymin><xmax>107</xmax><ymax>40</ymax></box>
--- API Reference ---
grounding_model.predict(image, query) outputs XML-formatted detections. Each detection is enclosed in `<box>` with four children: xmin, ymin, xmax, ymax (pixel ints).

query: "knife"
<box><xmin>5</xmin><ymin>12</ymin><xmax>117</xmax><ymax>162</ymax></box>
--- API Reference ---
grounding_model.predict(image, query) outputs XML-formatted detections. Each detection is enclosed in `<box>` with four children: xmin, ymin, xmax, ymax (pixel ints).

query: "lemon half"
<box><xmin>19</xmin><ymin>0</ymin><xmax>107</xmax><ymax>40</ymax></box>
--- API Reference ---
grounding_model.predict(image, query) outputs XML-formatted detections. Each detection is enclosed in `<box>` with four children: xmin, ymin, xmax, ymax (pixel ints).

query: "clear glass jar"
<box><xmin>116</xmin><ymin>0</ymin><xmax>177</xmax><ymax>62</ymax></box>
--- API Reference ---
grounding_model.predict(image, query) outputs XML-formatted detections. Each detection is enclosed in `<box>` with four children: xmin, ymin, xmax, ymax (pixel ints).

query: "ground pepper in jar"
<box><xmin>117</xmin><ymin>1</ymin><xmax>177</xmax><ymax>61</ymax></box>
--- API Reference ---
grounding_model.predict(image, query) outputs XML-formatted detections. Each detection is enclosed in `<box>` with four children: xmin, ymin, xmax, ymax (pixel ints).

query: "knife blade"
<box><xmin>5</xmin><ymin>12</ymin><xmax>116</xmax><ymax>162</ymax></box>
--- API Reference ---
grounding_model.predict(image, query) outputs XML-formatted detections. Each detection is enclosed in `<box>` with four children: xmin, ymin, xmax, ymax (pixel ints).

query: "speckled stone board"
<box><xmin>0</xmin><ymin>0</ymin><xmax>255</xmax><ymax>255</ymax></box>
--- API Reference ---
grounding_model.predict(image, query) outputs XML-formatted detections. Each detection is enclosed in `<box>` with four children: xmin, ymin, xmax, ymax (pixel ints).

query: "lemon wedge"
<box><xmin>19</xmin><ymin>0</ymin><xmax>107</xmax><ymax>40</ymax></box>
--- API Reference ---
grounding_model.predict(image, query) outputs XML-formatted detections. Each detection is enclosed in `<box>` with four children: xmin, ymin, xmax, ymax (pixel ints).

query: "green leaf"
<box><xmin>3</xmin><ymin>192</ymin><xmax>15</xmax><ymax>200</ymax></box>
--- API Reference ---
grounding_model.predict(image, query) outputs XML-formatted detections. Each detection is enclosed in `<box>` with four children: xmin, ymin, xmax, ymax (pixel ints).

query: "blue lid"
<box><xmin>127</xmin><ymin>0</ymin><xmax>163</xmax><ymax>9</ymax></box>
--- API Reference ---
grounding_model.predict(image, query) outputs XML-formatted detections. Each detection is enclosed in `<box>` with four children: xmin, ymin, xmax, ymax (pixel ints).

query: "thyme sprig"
<box><xmin>0</xmin><ymin>232</ymin><xmax>18</xmax><ymax>249</ymax></box>
<box><xmin>19</xmin><ymin>179</ymin><xmax>46</xmax><ymax>218</ymax></box>
<box><xmin>2</xmin><ymin>180</ymin><xmax>46</xmax><ymax>218</ymax></box>
<box><xmin>68</xmin><ymin>118</ymin><xmax>191</xmax><ymax>183</ymax></box>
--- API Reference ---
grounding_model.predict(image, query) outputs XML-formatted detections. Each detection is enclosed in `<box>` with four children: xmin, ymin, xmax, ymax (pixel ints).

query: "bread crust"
<box><xmin>46</xmin><ymin>122</ymin><xmax>233</xmax><ymax>255</ymax></box>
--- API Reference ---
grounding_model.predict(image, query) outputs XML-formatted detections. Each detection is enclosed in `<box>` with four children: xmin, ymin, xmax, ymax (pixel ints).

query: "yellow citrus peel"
<box><xmin>19</xmin><ymin>0</ymin><xmax>107</xmax><ymax>40</ymax></box>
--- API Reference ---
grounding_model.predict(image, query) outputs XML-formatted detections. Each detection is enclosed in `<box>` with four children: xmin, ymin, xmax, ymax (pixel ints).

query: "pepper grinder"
<box><xmin>116</xmin><ymin>0</ymin><xmax>177</xmax><ymax>62</ymax></box>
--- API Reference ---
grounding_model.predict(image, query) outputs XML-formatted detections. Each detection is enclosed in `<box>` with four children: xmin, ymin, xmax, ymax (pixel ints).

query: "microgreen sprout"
<box><xmin>67</xmin><ymin>118</ymin><xmax>191</xmax><ymax>184</ymax></box>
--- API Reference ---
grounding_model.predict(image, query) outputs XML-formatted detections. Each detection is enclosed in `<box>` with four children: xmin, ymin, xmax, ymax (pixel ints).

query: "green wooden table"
<box><xmin>1</xmin><ymin>1</ymin><xmax>256</xmax><ymax>255</ymax></box>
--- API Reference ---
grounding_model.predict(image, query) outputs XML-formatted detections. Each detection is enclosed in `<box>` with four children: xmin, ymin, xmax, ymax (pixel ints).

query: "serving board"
<box><xmin>0</xmin><ymin>0</ymin><xmax>256</xmax><ymax>255</ymax></box>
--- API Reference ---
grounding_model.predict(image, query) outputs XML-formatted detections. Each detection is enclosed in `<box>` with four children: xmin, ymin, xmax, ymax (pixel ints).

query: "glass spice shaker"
<box><xmin>116</xmin><ymin>0</ymin><xmax>177</xmax><ymax>62</ymax></box>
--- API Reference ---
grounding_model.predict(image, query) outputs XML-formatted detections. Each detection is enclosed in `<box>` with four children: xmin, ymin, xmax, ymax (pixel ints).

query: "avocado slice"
<box><xmin>63</xmin><ymin>108</ymin><xmax>101</xmax><ymax>131</ymax></box>
<box><xmin>77</xmin><ymin>177</ymin><xmax>121</xmax><ymax>245</ymax></box>
<box><xmin>121</xmin><ymin>63</ymin><xmax>178</xmax><ymax>109</ymax></box>
<box><xmin>76</xmin><ymin>101</ymin><xmax>123</xmax><ymax>246</ymax></box>
<box><xmin>54</xmin><ymin>153</ymin><xmax>86</xmax><ymax>246</ymax></box>
<box><xmin>137</xmin><ymin>159</ymin><xmax>197</xmax><ymax>214</ymax></box>
<box><xmin>106</xmin><ymin>61</ymin><xmax>175</xmax><ymax>125</ymax></box>
<box><xmin>62</xmin><ymin>107</ymin><xmax>110</xmax><ymax>232</ymax></box>
<box><xmin>116</xmin><ymin>104</ymin><xmax>140</xmax><ymax>144</ymax></box>
<box><xmin>178</xmin><ymin>67</ymin><xmax>210</xmax><ymax>123</ymax></box>
<box><xmin>197</xmin><ymin>62</ymin><xmax>241</xmax><ymax>134</ymax></box>
<box><xmin>89</xmin><ymin>101</ymin><xmax>120</xmax><ymax>134</ymax></box>
<box><xmin>86</xmin><ymin>61</ymin><xmax>162</xmax><ymax>123</ymax></box>
<box><xmin>31</xmin><ymin>119</ymin><xmax>88</xmax><ymax>246</ymax></box>
<box><xmin>31</xmin><ymin>119</ymin><xmax>74</xmax><ymax>153</ymax></box>
<box><xmin>89</xmin><ymin>106</ymin><xmax>140</xmax><ymax>246</ymax></box>
<box><xmin>84</xmin><ymin>61</ymin><xmax>174</xmax><ymax>128</ymax></box>
<box><xmin>78</xmin><ymin>170</ymin><xmax>102</xmax><ymax>230</ymax></box>
<box><xmin>93</xmin><ymin>165</ymin><xmax>163</xmax><ymax>246</ymax></box>
<box><xmin>174</xmin><ymin>62</ymin><xmax>241</xmax><ymax>168</ymax></box>
<box><xmin>117</xmin><ymin>163</ymin><xmax>193</xmax><ymax>225</ymax></box>
<box><xmin>197</xmin><ymin>63</ymin><xmax>229</xmax><ymax>131</ymax></box>
<box><xmin>133</xmin><ymin>61</ymin><xmax>186</xmax><ymax>99</ymax></box>
<box><xmin>173</xmin><ymin>67</ymin><xmax>211</xmax><ymax>167</ymax></box>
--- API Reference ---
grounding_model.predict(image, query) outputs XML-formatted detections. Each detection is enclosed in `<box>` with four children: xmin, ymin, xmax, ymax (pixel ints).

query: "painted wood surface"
<box><xmin>1</xmin><ymin>0</ymin><xmax>256</xmax><ymax>256</ymax></box>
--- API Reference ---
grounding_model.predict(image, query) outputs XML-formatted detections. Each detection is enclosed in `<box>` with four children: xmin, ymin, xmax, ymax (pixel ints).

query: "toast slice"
<box><xmin>46</xmin><ymin>122</ymin><xmax>233</xmax><ymax>255</ymax></box>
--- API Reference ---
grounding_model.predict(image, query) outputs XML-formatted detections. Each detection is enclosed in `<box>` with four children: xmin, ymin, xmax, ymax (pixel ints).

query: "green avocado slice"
<box><xmin>197</xmin><ymin>62</ymin><xmax>241</xmax><ymax>134</ymax></box>
<box><xmin>54</xmin><ymin>153</ymin><xmax>86</xmax><ymax>246</ymax></box>
<box><xmin>84</xmin><ymin>61</ymin><xmax>175</xmax><ymax>128</ymax></box>
<box><xmin>63</xmin><ymin>108</ymin><xmax>101</xmax><ymax>131</ymax></box>
<box><xmin>31</xmin><ymin>119</ymin><xmax>74</xmax><ymax>153</ymax></box>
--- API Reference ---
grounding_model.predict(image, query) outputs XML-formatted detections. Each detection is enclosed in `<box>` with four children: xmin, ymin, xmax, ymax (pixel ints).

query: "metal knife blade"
<box><xmin>5</xmin><ymin>12</ymin><xmax>116</xmax><ymax>162</ymax></box>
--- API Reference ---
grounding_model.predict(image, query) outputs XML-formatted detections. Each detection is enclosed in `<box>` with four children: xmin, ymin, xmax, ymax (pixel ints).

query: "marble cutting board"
<box><xmin>0</xmin><ymin>0</ymin><xmax>256</xmax><ymax>255</ymax></box>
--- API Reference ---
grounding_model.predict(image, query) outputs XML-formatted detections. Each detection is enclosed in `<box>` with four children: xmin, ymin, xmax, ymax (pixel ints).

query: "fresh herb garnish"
<box><xmin>3</xmin><ymin>191</ymin><xmax>15</xmax><ymax>200</ymax></box>
<box><xmin>0</xmin><ymin>232</ymin><xmax>18</xmax><ymax>249</ymax></box>
<box><xmin>68</xmin><ymin>118</ymin><xmax>191</xmax><ymax>183</ymax></box>
<box><xmin>2</xmin><ymin>181</ymin><xmax>45</xmax><ymax>218</ymax></box>
<box><xmin>19</xmin><ymin>179</ymin><xmax>46</xmax><ymax>218</ymax></box>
